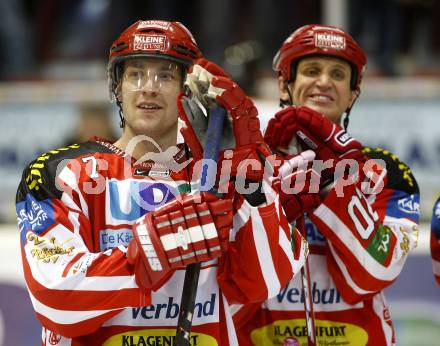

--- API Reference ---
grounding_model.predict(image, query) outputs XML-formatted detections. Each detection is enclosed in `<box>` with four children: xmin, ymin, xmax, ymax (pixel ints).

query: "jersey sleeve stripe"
<box><xmin>58</xmin><ymin>166</ymin><xmax>89</xmax><ymax>218</ymax></box>
<box><xmin>61</xmin><ymin>191</ymin><xmax>81</xmax><ymax>213</ymax></box>
<box><xmin>35</xmin><ymin>308</ymin><xmax>122</xmax><ymax>338</ymax></box>
<box><xmin>67</xmin><ymin>210</ymin><xmax>81</xmax><ymax>236</ymax></box>
<box><xmin>29</xmin><ymin>290</ymin><xmax>118</xmax><ymax>324</ymax></box>
<box><xmin>231</xmin><ymin>199</ymin><xmax>251</xmax><ymax>241</ymax></box>
<box><xmin>251</xmin><ymin>204</ymin><xmax>281</xmax><ymax>298</ymax></box>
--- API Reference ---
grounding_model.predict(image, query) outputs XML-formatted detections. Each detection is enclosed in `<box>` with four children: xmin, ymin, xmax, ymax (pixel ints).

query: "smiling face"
<box><xmin>279</xmin><ymin>56</ymin><xmax>356</xmax><ymax>124</ymax></box>
<box><xmin>118</xmin><ymin>57</ymin><xmax>183</xmax><ymax>147</ymax></box>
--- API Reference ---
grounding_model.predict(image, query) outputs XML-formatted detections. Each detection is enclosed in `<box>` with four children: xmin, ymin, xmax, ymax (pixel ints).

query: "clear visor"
<box><xmin>122</xmin><ymin>59</ymin><xmax>181</xmax><ymax>93</ymax></box>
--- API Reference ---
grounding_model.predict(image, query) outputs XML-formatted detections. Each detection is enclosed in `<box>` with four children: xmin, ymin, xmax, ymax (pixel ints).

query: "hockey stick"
<box><xmin>297</xmin><ymin>216</ymin><xmax>316</xmax><ymax>346</ymax></box>
<box><xmin>174</xmin><ymin>106</ymin><xmax>226</xmax><ymax>346</ymax></box>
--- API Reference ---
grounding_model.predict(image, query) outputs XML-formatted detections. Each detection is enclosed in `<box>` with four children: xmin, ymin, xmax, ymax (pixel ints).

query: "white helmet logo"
<box><xmin>315</xmin><ymin>33</ymin><xmax>346</xmax><ymax>51</ymax></box>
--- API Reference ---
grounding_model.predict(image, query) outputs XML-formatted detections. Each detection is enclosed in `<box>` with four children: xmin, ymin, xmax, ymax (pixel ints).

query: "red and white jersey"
<box><xmin>234</xmin><ymin>147</ymin><xmax>420</xmax><ymax>346</ymax></box>
<box><xmin>16</xmin><ymin>138</ymin><xmax>308</xmax><ymax>346</ymax></box>
<box><xmin>431</xmin><ymin>196</ymin><xmax>440</xmax><ymax>284</ymax></box>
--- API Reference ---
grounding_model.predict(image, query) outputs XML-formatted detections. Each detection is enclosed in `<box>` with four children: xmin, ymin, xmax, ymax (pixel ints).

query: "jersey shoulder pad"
<box><xmin>17</xmin><ymin>141</ymin><xmax>113</xmax><ymax>201</ymax></box>
<box><xmin>363</xmin><ymin>147</ymin><xmax>419</xmax><ymax>195</ymax></box>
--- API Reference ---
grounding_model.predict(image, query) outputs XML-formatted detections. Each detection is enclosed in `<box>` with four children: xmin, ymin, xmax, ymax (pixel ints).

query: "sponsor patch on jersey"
<box><xmin>16</xmin><ymin>193</ymin><xmax>54</xmax><ymax>236</ymax></box>
<box><xmin>315</xmin><ymin>33</ymin><xmax>346</xmax><ymax>50</ymax></box>
<box><xmin>132</xmin><ymin>294</ymin><xmax>217</xmax><ymax>321</ymax></box>
<box><xmin>134</xmin><ymin>168</ymin><xmax>170</xmax><ymax>177</ymax></box>
<box><xmin>276</xmin><ymin>281</ymin><xmax>342</xmax><ymax>306</ymax></box>
<box><xmin>386</xmin><ymin>190</ymin><xmax>420</xmax><ymax>223</ymax></box>
<box><xmin>102</xmin><ymin>329</ymin><xmax>217</xmax><ymax>346</ymax></box>
<box><xmin>134</xmin><ymin>34</ymin><xmax>167</xmax><ymax>52</ymax></box>
<box><xmin>99</xmin><ymin>229</ymin><xmax>133</xmax><ymax>251</ymax></box>
<box><xmin>107</xmin><ymin>269</ymin><xmax>219</xmax><ymax>327</ymax></box>
<box><xmin>398</xmin><ymin>195</ymin><xmax>420</xmax><ymax>215</ymax></box>
<box><xmin>107</xmin><ymin>180</ymin><xmax>180</xmax><ymax>222</ymax></box>
<box><xmin>138</xmin><ymin>20</ymin><xmax>171</xmax><ymax>31</ymax></box>
<box><xmin>266</xmin><ymin>256</ymin><xmax>363</xmax><ymax>312</ymax></box>
<box><xmin>251</xmin><ymin>319</ymin><xmax>368</xmax><ymax>346</ymax></box>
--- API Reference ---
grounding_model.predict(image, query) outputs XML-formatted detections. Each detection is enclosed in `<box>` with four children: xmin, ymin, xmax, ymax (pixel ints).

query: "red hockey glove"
<box><xmin>178</xmin><ymin>58</ymin><xmax>271</xmax><ymax>181</ymax></box>
<box><xmin>127</xmin><ymin>192</ymin><xmax>233</xmax><ymax>291</ymax></box>
<box><xmin>265</xmin><ymin>106</ymin><xmax>365</xmax><ymax>162</ymax></box>
<box><xmin>273</xmin><ymin>150</ymin><xmax>323</xmax><ymax>222</ymax></box>
<box><xmin>265</xmin><ymin>106</ymin><xmax>366</xmax><ymax>186</ymax></box>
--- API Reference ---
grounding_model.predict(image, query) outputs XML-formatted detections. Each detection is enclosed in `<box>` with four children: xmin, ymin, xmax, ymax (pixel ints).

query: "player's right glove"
<box><xmin>265</xmin><ymin>106</ymin><xmax>365</xmax><ymax>161</ymax></box>
<box><xmin>127</xmin><ymin>192</ymin><xmax>233</xmax><ymax>291</ymax></box>
<box><xmin>178</xmin><ymin>58</ymin><xmax>272</xmax><ymax>182</ymax></box>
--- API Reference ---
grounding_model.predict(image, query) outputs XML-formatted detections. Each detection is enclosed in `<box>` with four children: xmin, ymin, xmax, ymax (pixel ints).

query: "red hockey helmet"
<box><xmin>108</xmin><ymin>20</ymin><xmax>202</xmax><ymax>97</ymax></box>
<box><xmin>273</xmin><ymin>24</ymin><xmax>367</xmax><ymax>90</ymax></box>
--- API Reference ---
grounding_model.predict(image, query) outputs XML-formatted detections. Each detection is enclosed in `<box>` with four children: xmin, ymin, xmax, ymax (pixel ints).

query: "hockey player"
<box><xmin>16</xmin><ymin>20</ymin><xmax>308</xmax><ymax>345</ymax></box>
<box><xmin>235</xmin><ymin>24</ymin><xmax>420</xmax><ymax>345</ymax></box>
<box><xmin>431</xmin><ymin>197</ymin><xmax>440</xmax><ymax>284</ymax></box>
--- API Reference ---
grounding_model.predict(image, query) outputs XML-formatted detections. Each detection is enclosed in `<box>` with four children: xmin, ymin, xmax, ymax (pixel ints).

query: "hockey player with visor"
<box><xmin>16</xmin><ymin>20</ymin><xmax>309</xmax><ymax>345</ymax></box>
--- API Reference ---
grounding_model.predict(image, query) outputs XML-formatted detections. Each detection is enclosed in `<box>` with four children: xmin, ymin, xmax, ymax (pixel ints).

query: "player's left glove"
<box><xmin>265</xmin><ymin>106</ymin><xmax>366</xmax><ymax>185</ymax></box>
<box><xmin>273</xmin><ymin>150</ymin><xmax>323</xmax><ymax>222</ymax></box>
<box><xmin>127</xmin><ymin>192</ymin><xmax>233</xmax><ymax>291</ymax></box>
<box><xmin>178</xmin><ymin>58</ymin><xmax>273</xmax><ymax>182</ymax></box>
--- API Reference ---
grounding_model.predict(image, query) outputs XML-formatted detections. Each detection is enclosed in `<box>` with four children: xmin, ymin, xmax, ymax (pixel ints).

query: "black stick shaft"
<box><xmin>174</xmin><ymin>106</ymin><xmax>226</xmax><ymax>346</ymax></box>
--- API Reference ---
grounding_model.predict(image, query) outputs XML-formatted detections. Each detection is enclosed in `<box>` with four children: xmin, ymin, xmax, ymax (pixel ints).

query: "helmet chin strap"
<box><xmin>116</xmin><ymin>98</ymin><xmax>125</xmax><ymax>128</ymax></box>
<box><xmin>343</xmin><ymin>88</ymin><xmax>361</xmax><ymax>131</ymax></box>
<box><xmin>118</xmin><ymin>110</ymin><xmax>125</xmax><ymax>128</ymax></box>
<box><xmin>342</xmin><ymin>108</ymin><xmax>350</xmax><ymax>131</ymax></box>
<box><xmin>280</xmin><ymin>80</ymin><xmax>294</xmax><ymax>108</ymax></box>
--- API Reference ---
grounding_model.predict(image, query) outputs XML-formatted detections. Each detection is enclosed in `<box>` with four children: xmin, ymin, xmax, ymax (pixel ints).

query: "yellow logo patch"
<box><xmin>251</xmin><ymin>319</ymin><xmax>368</xmax><ymax>346</ymax></box>
<box><xmin>103</xmin><ymin>329</ymin><xmax>218</xmax><ymax>346</ymax></box>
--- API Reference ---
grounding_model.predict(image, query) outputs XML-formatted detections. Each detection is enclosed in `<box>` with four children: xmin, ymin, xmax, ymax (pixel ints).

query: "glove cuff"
<box><xmin>130</xmin><ymin>216</ymin><xmax>171</xmax><ymax>290</ymax></box>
